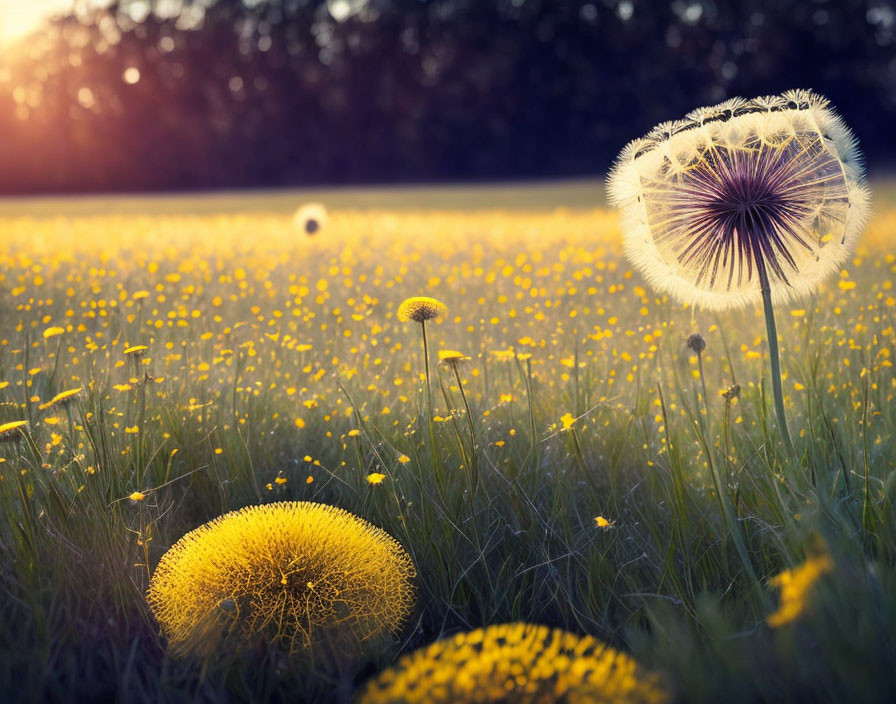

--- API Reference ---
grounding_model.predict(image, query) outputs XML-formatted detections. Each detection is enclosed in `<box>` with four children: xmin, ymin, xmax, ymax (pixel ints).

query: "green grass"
<box><xmin>0</xmin><ymin>189</ymin><xmax>894</xmax><ymax>703</ymax></box>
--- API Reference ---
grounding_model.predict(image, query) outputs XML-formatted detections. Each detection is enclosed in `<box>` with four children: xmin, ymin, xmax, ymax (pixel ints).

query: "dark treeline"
<box><xmin>0</xmin><ymin>0</ymin><xmax>894</xmax><ymax>194</ymax></box>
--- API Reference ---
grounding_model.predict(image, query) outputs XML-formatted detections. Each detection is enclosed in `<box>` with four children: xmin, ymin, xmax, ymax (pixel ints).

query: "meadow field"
<box><xmin>0</xmin><ymin>181</ymin><xmax>894</xmax><ymax>702</ymax></box>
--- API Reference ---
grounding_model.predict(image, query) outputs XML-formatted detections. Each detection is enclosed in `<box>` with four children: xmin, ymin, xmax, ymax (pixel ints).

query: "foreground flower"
<box><xmin>147</xmin><ymin>501</ymin><xmax>416</xmax><ymax>661</ymax></box>
<box><xmin>358</xmin><ymin>622</ymin><xmax>668</xmax><ymax>704</ymax></box>
<box><xmin>767</xmin><ymin>553</ymin><xmax>834</xmax><ymax>628</ymax></box>
<box><xmin>397</xmin><ymin>296</ymin><xmax>448</xmax><ymax>324</ymax></box>
<box><xmin>607</xmin><ymin>89</ymin><xmax>869</xmax><ymax>310</ymax></box>
<box><xmin>38</xmin><ymin>387</ymin><xmax>82</xmax><ymax>412</ymax></box>
<box><xmin>0</xmin><ymin>420</ymin><xmax>29</xmax><ymax>443</ymax></box>
<box><xmin>607</xmin><ymin>90</ymin><xmax>870</xmax><ymax>453</ymax></box>
<box><xmin>293</xmin><ymin>202</ymin><xmax>328</xmax><ymax>236</ymax></box>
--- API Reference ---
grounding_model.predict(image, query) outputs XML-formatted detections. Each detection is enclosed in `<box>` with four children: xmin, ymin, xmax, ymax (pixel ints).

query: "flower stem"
<box><xmin>420</xmin><ymin>321</ymin><xmax>439</xmax><ymax>478</ymax></box>
<box><xmin>758</xmin><ymin>265</ymin><xmax>795</xmax><ymax>456</ymax></box>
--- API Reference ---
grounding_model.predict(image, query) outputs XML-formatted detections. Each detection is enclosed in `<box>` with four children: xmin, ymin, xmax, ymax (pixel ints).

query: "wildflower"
<box><xmin>43</xmin><ymin>326</ymin><xmax>65</xmax><ymax>339</ymax></box>
<box><xmin>722</xmin><ymin>383</ymin><xmax>741</xmax><ymax>401</ymax></box>
<box><xmin>767</xmin><ymin>553</ymin><xmax>834</xmax><ymax>628</ymax></box>
<box><xmin>294</xmin><ymin>203</ymin><xmax>328</xmax><ymax>236</ymax></box>
<box><xmin>397</xmin><ymin>297</ymin><xmax>448</xmax><ymax>324</ymax></box>
<box><xmin>124</xmin><ymin>345</ymin><xmax>148</xmax><ymax>357</ymax></box>
<box><xmin>357</xmin><ymin>622</ymin><xmax>668</xmax><ymax>704</ymax></box>
<box><xmin>366</xmin><ymin>472</ymin><xmax>386</xmax><ymax>485</ymax></box>
<box><xmin>608</xmin><ymin>90</ymin><xmax>870</xmax><ymax>453</ymax></box>
<box><xmin>38</xmin><ymin>387</ymin><xmax>82</xmax><ymax>412</ymax></box>
<box><xmin>560</xmin><ymin>412</ymin><xmax>576</xmax><ymax>430</ymax></box>
<box><xmin>594</xmin><ymin>516</ymin><xmax>615</xmax><ymax>528</ymax></box>
<box><xmin>147</xmin><ymin>501</ymin><xmax>416</xmax><ymax>660</ymax></box>
<box><xmin>437</xmin><ymin>349</ymin><xmax>470</xmax><ymax>366</ymax></box>
<box><xmin>129</xmin><ymin>491</ymin><xmax>146</xmax><ymax>502</ymax></box>
<box><xmin>0</xmin><ymin>420</ymin><xmax>28</xmax><ymax>443</ymax></box>
<box><xmin>607</xmin><ymin>89</ymin><xmax>869</xmax><ymax>311</ymax></box>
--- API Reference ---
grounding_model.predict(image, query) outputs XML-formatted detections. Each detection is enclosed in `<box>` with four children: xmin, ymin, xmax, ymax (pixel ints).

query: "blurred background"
<box><xmin>0</xmin><ymin>0</ymin><xmax>894</xmax><ymax>195</ymax></box>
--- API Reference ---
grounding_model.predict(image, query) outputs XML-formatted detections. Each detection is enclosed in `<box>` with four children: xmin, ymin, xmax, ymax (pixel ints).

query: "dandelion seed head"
<box><xmin>607</xmin><ymin>90</ymin><xmax>870</xmax><ymax>310</ymax></box>
<box><xmin>294</xmin><ymin>203</ymin><xmax>328</xmax><ymax>236</ymax></box>
<box><xmin>147</xmin><ymin>501</ymin><xmax>416</xmax><ymax>661</ymax></box>
<box><xmin>397</xmin><ymin>296</ymin><xmax>448</xmax><ymax>323</ymax></box>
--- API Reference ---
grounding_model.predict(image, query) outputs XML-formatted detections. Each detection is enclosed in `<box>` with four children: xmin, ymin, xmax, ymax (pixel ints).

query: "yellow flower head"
<box><xmin>397</xmin><ymin>297</ymin><xmax>448</xmax><ymax>324</ymax></box>
<box><xmin>0</xmin><ymin>420</ymin><xmax>29</xmax><ymax>442</ymax></box>
<box><xmin>38</xmin><ymin>387</ymin><xmax>83</xmax><ymax>412</ymax></box>
<box><xmin>366</xmin><ymin>472</ymin><xmax>386</xmax><ymax>485</ymax></box>
<box><xmin>43</xmin><ymin>326</ymin><xmax>65</xmax><ymax>339</ymax></box>
<box><xmin>358</xmin><ymin>622</ymin><xmax>669</xmax><ymax>704</ymax></box>
<box><xmin>124</xmin><ymin>345</ymin><xmax>149</xmax><ymax>357</ymax></box>
<box><xmin>294</xmin><ymin>203</ymin><xmax>329</xmax><ymax>236</ymax></box>
<box><xmin>438</xmin><ymin>350</ymin><xmax>470</xmax><ymax>366</ymax></box>
<box><xmin>147</xmin><ymin>501</ymin><xmax>416</xmax><ymax>661</ymax></box>
<box><xmin>767</xmin><ymin>553</ymin><xmax>834</xmax><ymax>628</ymax></box>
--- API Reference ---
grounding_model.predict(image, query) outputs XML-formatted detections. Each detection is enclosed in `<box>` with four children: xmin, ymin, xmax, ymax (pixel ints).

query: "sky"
<box><xmin>0</xmin><ymin>0</ymin><xmax>74</xmax><ymax>45</ymax></box>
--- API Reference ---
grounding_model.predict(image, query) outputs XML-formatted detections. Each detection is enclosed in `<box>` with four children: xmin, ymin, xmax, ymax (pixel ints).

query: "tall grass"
<box><xmin>0</xmin><ymin>204</ymin><xmax>894</xmax><ymax>702</ymax></box>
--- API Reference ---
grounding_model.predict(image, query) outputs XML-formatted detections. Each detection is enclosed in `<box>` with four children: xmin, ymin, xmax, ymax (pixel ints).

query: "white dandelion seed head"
<box><xmin>607</xmin><ymin>90</ymin><xmax>871</xmax><ymax>310</ymax></box>
<box><xmin>293</xmin><ymin>202</ymin><xmax>329</xmax><ymax>236</ymax></box>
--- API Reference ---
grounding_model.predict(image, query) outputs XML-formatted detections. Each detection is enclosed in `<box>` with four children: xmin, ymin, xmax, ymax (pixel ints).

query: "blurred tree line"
<box><xmin>0</xmin><ymin>0</ymin><xmax>894</xmax><ymax>193</ymax></box>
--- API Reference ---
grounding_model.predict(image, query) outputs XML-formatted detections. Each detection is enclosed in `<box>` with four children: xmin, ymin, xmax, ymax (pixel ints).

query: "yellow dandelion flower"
<box><xmin>43</xmin><ymin>326</ymin><xmax>65</xmax><ymax>339</ymax></box>
<box><xmin>366</xmin><ymin>472</ymin><xmax>386</xmax><ymax>485</ymax></box>
<box><xmin>397</xmin><ymin>297</ymin><xmax>448</xmax><ymax>323</ymax></box>
<box><xmin>358</xmin><ymin>622</ymin><xmax>668</xmax><ymax>704</ymax></box>
<box><xmin>397</xmin><ymin>454</ymin><xmax>411</xmax><ymax>464</ymax></box>
<box><xmin>38</xmin><ymin>387</ymin><xmax>82</xmax><ymax>412</ymax></box>
<box><xmin>594</xmin><ymin>516</ymin><xmax>615</xmax><ymax>528</ymax></box>
<box><xmin>767</xmin><ymin>553</ymin><xmax>834</xmax><ymax>628</ymax></box>
<box><xmin>437</xmin><ymin>350</ymin><xmax>470</xmax><ymax>366</ymax></box>
<box><xmin>129</xmin><ymin>491</ymin><xmax>146</xmax><ymax>502</ymax></box>
<box><xmin>294</xmin><ymin>203</ymin><xmax>329</xmax><ymax>236</ymax></box>
<box><xmin>0</xmin><ymin>420</ymin><xmax>28</xmax><ymax>443</ymax></box>
<box><xmin>132</xmin><ymin>290</ymin><xmax>150</xmax><ymax>301</ymax></box>
<box><xmin>560</xmin><ymin>412</ymin><xmax>576</xmax><ymax>430</ymax></box>
<box><xmin>147</xmin><ymin>501</ymin><xmax>416</xmax><ymax>661</ymax></box>
<box><xmin>124</xmin><ymin>345</ymin><xmax>149</xmax><ymax>357</ymax></box>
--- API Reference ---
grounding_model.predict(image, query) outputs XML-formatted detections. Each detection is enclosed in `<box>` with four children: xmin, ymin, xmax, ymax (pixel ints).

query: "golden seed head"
<box><xmin>147</xmin><ymin>501</ymin><xmax>416</xmax><ymax>662</ymax></box>
<box><xmin>358</xmin><ymin>622</ymin><xmax>669</xmax><ymax>704</ymax></box>
<box><xmin>397</xmin><ymin>296</ymin><xmax>448</xmax><ymax>323</ymax></box>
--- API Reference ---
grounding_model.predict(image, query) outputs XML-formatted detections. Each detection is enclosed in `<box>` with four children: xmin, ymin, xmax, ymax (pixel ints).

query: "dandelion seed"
<box><xmin>357</xmin><ymin>622</ymin><xmax>668</xmax><ymax>704</ymax></box>
<box><xmin>147</xmin><ymin>501</ymin><xmax>415</xmax><ymax>661</ymax></box>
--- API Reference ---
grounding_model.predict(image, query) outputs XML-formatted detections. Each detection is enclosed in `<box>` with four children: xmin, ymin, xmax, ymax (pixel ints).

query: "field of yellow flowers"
<box><xmin>0</xmin><ymin>186</ymin><xmax>895</xmax><ymax>702</ymax></box>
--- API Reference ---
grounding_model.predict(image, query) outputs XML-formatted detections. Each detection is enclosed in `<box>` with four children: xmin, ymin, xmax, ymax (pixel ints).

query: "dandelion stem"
<box><xmin>452</xmin><ymin>363</ymin><xmax>479</xmax><ymax>487</ymax></box>
<box><xmin>420</xmin><ymin>320</ymin><xmax>439</xmax><ymax>480</ymax></box>
<box><xmin>758</xmin><ymin>261</ymin><xmax>795</xmax><ymax>456</ymax></box>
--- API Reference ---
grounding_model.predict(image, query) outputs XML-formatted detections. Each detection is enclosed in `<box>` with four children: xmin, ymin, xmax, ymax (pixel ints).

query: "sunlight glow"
<box><xmin>0</xmin><ymin>0</ymin><xmax>74</xmax><ymax>46</ymax></box>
